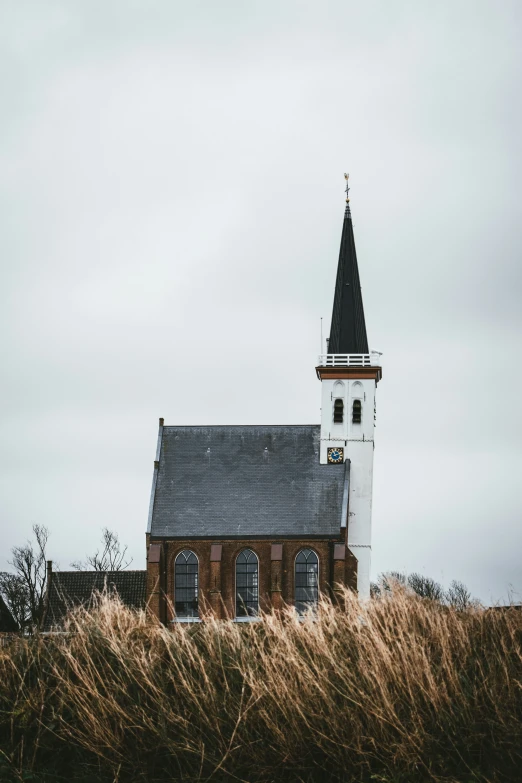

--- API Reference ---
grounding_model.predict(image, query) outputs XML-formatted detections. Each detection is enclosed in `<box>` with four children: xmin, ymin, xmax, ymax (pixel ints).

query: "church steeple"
<box><xmin>316</xmin><ymin>175</ymin><xmax>382</xmax><ymax>601</ymax></box>
<box><xmin>327</xmin><ymin>175</ymin><xmax>369</xmax><ymax>355</ymax></box>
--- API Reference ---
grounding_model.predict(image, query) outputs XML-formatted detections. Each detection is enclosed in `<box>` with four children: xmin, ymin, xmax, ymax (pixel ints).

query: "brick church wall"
<box><xmin>147</xmin><ymin>538</ymin><xmax>358</xmax><ymax>623</ymax></box>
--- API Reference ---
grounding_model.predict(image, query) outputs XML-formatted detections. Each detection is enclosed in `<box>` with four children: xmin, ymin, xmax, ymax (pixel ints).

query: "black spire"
<box><xmin>327</xmin><ymin>175</ymin><xmax>369</xmax><ymax>355</ymax></box>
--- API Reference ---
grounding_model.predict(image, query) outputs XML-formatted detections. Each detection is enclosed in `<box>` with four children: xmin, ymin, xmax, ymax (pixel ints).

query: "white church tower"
<box><xmin>316</xmin><ymin>176</ymin><xmax>382</xmax><ymax>599</ymax></box>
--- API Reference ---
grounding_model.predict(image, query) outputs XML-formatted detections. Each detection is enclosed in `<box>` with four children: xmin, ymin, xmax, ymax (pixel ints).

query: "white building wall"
<box><xmin>320</xmin><ymin>376</ymin><xmax>377</xmax><ymax>600</ymax></box>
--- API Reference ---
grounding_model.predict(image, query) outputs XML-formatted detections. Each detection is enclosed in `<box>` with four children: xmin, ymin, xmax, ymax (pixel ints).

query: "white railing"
<box><xmin>317</xmin><ymin>351</ymin><xmax>382</xmax><ymax>367</ymax></box>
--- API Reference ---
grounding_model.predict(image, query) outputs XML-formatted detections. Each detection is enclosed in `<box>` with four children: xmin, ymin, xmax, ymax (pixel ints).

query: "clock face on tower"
<box><xmin>327</xmin><ymin>447</ymin><xmax>344</xmax><ymax>464</ymax></box>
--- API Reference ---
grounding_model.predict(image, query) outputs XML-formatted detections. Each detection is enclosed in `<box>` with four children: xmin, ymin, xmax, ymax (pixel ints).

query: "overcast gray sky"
<box><xmin>1</xmin><ymin>1</ymin><xmax>521</xmax><ymax>604</ymax></box>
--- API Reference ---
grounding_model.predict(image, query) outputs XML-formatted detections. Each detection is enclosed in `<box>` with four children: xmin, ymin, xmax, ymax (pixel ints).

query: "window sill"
<box><xmin>170</xmin><ymin>618</ymin><xmax>201</xmax><ymax>623</ymax></box>
<box><xmin>234</xmin><ymin>616</ymin><xmax>262</xmax><ymax>623</ymax></box>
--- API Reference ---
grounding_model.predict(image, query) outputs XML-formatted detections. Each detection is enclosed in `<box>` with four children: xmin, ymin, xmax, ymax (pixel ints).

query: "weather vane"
<box><xmin>344</xmin><ymin>173</ymin><xmax>350</xmax><ymax>203</ymax></box>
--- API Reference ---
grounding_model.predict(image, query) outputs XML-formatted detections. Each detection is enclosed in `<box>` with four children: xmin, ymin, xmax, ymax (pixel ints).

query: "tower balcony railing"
<box><xmin>317</xmin><ymin>351</ymin><xmax>382</xmax><ymax>368</ymax></box>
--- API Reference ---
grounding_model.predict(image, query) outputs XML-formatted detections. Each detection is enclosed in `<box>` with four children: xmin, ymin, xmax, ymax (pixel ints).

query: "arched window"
<box><xmin>295</xmin><ymin>549</ymin><xmax>319</xmax><ymax>614</ymax></box>
<box><xmin>333</xmin><ymin>398</ymin><xmax>344</xmax><ymax>423</ymax></box>
<box><xmin>236</xmin><ymin>549</ymin><xmax>259</xmax><ymax>617</ymax></box>
<box><xmin>175</xmin><ymin>550</ymin><xmax>199</xmax><ymax>618</ymax></box>
<box><xmin>352</xmin><ymin>399</ymin><xmax>362</xmax><ymax>424</ymax></box>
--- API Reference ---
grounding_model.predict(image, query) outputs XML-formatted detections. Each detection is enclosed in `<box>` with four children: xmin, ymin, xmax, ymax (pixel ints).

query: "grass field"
<box><xmin>1</xmin><ymin>588</ymin><xmax>521</xmax><ymax>782</ymax></box>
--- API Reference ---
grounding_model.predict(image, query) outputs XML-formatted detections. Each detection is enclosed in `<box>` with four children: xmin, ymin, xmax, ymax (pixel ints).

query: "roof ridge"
<box><xmin>161</xmin><ymin>424</ymin><xmax>320</xmax><ymax>428</ymax></box>
<box><xmin>53</xmin><ymin>570</ymin><xmax>146</xmax><ymax>576</ymax></box>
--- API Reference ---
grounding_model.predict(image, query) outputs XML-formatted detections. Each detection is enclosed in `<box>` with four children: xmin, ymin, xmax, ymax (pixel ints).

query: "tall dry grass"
<box><xmin>0</xmin><ymin>589</ymin><xmax>521</xmax><ymax>782</ymax></box>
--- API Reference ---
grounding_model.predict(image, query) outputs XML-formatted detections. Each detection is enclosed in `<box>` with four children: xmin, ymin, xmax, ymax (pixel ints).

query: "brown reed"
<box><xmin>0</xmin><ymin>587</ymin><xmax>520</xmax><ymax>782</ymax></box>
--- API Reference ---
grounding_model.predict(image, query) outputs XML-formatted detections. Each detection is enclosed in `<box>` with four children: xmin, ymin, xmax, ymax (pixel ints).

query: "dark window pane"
<box><xmin>295</xmin><ymin>549</ymin><xmax>319</xmax><ymax>615</ymax></box>
<box><xmin>236</xmin><ymin>549</ymin><xmax>259</xmax><ymax>617</ymax></box>
<box><xmin>175</xmin><ymin>550</ymin><xmax>199</xmax><ymax>618</ymax></box>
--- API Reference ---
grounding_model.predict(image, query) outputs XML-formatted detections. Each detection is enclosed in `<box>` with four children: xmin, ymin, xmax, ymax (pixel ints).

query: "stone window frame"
<box><xmin>173</xmin><ymin>549</ymin><xmax>200</xmax><ymax>622</ymax></box>
<box><xmin>294</xmin><ymin>548</ymin><xmax>320</xmax><ymax>615</ymax></box>
<box><xmin>235</xmin><ymin>548</ymin><xmax>260</xmax><ymax>621</ymax></box>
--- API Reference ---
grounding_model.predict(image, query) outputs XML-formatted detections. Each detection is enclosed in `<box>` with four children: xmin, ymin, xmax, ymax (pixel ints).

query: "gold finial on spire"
<box><xmin>344</xmin><ymin>172</ymin><xmax>350</xmax><ymax>203</ymax></box>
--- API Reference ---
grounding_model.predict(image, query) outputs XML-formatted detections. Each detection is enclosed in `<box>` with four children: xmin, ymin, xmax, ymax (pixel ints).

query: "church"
<box><xmin>145</xmin><ymin>176</ymin><xmax>382</xmax><ymax>622</ymax></box>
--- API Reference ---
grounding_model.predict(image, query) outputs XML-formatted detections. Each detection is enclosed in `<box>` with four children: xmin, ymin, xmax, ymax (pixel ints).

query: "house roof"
<box><xmin>327</xmin><ymin>196</ymin><xmax>369</xmax><ymax>354</ymax></box>
<box><xmin>43</xmin><ymin>570</ymin><xmax>146</xmax><ymax>632</ymax></box>
<box><xmin>0</xmin><ymin>594</ymin><xmax>18</xmax><ymax>633</ymax></box>
<box><xmin>149</xmin><ymin>425</ymin><xmax>349</xmax><ymax>539</ymax></box>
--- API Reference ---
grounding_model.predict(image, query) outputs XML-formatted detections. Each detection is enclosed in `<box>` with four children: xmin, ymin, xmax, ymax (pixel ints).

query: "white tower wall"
<box><xmin>320</xmin><ymin>373</ymin><xmax>377</xmax><ymax>599</ymax></box>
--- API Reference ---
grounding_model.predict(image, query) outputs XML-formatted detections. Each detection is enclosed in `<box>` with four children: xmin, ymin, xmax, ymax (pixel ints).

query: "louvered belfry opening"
<box><xmin>328</xmin><ymin>202</ymin><xmax>369</xmax><ymax>355</ymax></box>
<box><xmin>333</xmin><ymin>398</ymin><xmax>344</xmax><ymax>423</ymax></box>
<box><xmin>352</xmin><ymin>399</ymin><xmax>362</xmax><ymax>424</ymax></box>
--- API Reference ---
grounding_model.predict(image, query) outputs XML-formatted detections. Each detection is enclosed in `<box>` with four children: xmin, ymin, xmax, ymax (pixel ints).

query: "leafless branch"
<box><xmin>3</xmin><ymin>524</ymin><xmax>49</xmax><ymax>632</ymax></box>
<box><xmin>0</xmin><ymin>572</ymin><xmax>30</xmax><ymax>630</ymax></box>
<box><xmin>71</xmin><ymin>528</ymin><xmax>132</xmax><ymax>572</ymax></box>
<box><xmin>446</xmin><ymin>580</ymin><xmax>474</xmax><ymax>611</ymax></box>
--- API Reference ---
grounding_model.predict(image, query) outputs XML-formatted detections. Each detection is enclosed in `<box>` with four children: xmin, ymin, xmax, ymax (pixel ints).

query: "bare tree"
<box><xmin>385</xmin><ymin>571</ymin><xmax>407</xmax><ymax>586</ymax></box>
<box><xmin>378</xmin><ymin>572</ymin><xmax>407</xmax><ymax>594</ymax></box>
<box><xmin>0</xmin><ymin>573</ymin><xmax>29</xmax><ymax>630</ymax></box>
<box><xmin>374</xmin><ymin>571</ymin><xmax>477</xmax><ymax>609</ymax></box>
<box><xmin>71</xmin><ymin>527</ymin><xmax>132</xmax><ymax>572</ymax></box>
<box><xmin>407</xmin><ymin>573</ymin><xmax>445</xmax><ymax>601</ymax></box>
<box><xmin>446</xmin><ymin>580</ymin><xmax>474</xmax><ymax>611</ymax></box>
<box><xmin>0</xmin><ymin>524</ymin><xmax>49</xmax><ymax>632</ymax></box>
<box><xmin>370</xmin><ymin>581</ymin><xmax>381</xmax><ymax>598</ymax></box>
<box><xmin>376</xmin><ymin>572</ymin><xmax>445</xmax><ymax>603</ymax></box>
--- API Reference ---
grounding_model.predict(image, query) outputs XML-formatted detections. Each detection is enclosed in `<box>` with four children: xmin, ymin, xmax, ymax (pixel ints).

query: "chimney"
<box><xmin>42</xmin><ymin>560</ymin><xmax>53</xmax><ymax>628</ymax></box>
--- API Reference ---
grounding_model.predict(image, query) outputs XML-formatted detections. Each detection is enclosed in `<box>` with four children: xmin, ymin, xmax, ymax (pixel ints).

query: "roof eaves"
<box><xmin>149</xmin><ymin>533</ymin><xmax>340</xmax><ymax>541</ymax></box>
<box><xmin>147</xmin><ymin>418</ymin><xmax>164</xmax><ymax>534</ymax></box>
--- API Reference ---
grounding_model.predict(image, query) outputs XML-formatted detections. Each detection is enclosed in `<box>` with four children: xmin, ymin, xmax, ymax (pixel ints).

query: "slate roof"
<box><xmin>43</xmin><ymin>570</ymin><xmax>146</xmax><ymax>632</ymax></box>
<box><xmin>328</xmin><ymin>200</ymin><xmax>369</xmax><ymax>354</ymax></box>
<box><xmin>149</xmin><ymin>425</ymin><xmax>349</xmax><ymax>539</ymax></box>
<box><xmin>0</xmin><ymin>595</ymin><xmax>18</xmax><ymax>633</ymax></box>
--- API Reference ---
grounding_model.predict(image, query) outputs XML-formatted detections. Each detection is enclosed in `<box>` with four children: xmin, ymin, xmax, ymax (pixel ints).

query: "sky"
<box><xmin>1</xmin><ymin>1</ymin><xmax>521</xmax><ymax>605</ymax></box>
